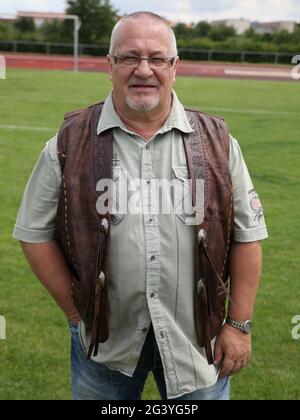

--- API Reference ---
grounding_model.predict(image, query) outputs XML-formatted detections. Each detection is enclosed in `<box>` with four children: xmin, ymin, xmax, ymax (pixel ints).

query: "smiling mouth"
<box><xmin>129</xmin><ymin>84</ymin><xmax>158</xmax><ymax>90</ymax></box>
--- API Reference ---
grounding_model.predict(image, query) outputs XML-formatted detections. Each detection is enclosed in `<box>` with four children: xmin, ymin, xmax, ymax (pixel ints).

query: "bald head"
<box><xmin>109</xmin><ymin>12</ymin><xmax>178</xmax><ymax>57</ymax></box>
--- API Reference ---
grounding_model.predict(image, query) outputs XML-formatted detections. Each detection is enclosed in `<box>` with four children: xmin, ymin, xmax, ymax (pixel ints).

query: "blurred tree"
<box><xmin>274</xmin><ymin>30</ymin><xmax>292</xmax><ymax>44</ymax></box>
<box><xmin>174</xmin><ymin>23</ymin><xmax>194</xmax><ymax>38</ymax></box>
<box><xmin>41</xmin><ymin>20</ymin><xmax>67</xmax><ymax>42</ymax></box>
<box><xmin>261</xmin><ymin>32</ymin><xmax>273</xmax><ymax>43</ymax></box>
<box><xmin>292</xmin><ymin>23</ymin><xmax>300</xmax><ymax>43</ymax></box>
<box><xmin>2</xmin><ymin>10</ymin><xmax>300</xmax><ymax>58</ymax></box>
<box><xmin>194</xmin><ymin>21</ymin><xmax>211</xmax><ymax>37</ymax></box>
<box><xmin>244</xmin><ymin>27</ymin><xmax>256</xmax><ymax>39</ymax></box>
<box><xmin>210</xmin><ymin>24</ymin><xmax>236</xmax><ymax>41</ymax></box>
<box><xmin>14</xmin><ymin>17</ymin><xmax>35</xmax><ymax>33</ymax></box>
<box><xmin>66</xmin><ymin>0</ymin><xmax>118</xmax><ymax>43</ymax></box>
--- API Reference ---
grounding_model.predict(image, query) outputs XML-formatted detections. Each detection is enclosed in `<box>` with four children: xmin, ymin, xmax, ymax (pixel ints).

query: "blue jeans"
<box><xmin>69</xmin><ymin>321</ymin><xmax>230</xmax><ymax>400</ymax></box>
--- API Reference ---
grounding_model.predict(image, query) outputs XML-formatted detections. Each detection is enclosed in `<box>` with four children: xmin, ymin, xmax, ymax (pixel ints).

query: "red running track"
<box><xmin>1</xmin><ymin>52</ymin><xmax>296</xmax><ymax>82</ymax></box>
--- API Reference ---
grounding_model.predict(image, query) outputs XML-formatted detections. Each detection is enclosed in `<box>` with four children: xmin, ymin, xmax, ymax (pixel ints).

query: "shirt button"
<box><xmin>150</xmin><ymin>293</ymin><xmax>155</xmax><ymax>298</ymax></box>
<box><xmin>142</xmin><ymin>328</ymin><xmax>148</xmax><ymax>333</ymax></box>
<box><xmin>150</xmin><ymin>255</ymin><xmax>156</xmax><ymax>262</ymax></box>
<box><xmin>147</xmin><ymin>180</ymin><xmax>151</xmax><ymax>185</ymax></box>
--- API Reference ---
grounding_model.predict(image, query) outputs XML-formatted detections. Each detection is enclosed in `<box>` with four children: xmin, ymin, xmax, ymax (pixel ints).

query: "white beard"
<box><xmin>126</xmin><ymin>94</ymin><xmax>160</xmax><ymax>112</ymax></box>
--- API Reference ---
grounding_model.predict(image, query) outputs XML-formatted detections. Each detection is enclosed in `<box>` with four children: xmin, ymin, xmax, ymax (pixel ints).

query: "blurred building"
<box><xmin>252</xmin><ymin>21</ymin><xmax>297</xmax><ymax>34</ymax></box>
<box><xmin>17</xmin><ymin>11</ymin><xmax>67</xmax><ymax>28</ymax></box>
<box><xmin>211</xmin><ymin>18</ymin><xmax>251</xmax><ymax>35</ymax></box>
<box><xmin>0</xmin><ymin>15</ymin><xmax>16</xmax><ymax>23</ymax></box>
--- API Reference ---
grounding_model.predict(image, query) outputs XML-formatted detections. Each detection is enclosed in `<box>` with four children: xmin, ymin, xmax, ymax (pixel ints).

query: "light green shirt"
<box><xmin>13</xmin><ymin>91</ymin><xmax>268</xmax><ymax>398</ymax></box>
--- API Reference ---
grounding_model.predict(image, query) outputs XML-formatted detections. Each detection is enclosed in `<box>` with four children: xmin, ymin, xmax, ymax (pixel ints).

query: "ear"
<box><xmin>173</xmin><ymin>56</ymin><xmax>179</xmax><ymax>82</ymax></box>
<box><xmin>107</xmin><ymin>55</ymin><xmax>113</xmax><ymax>81</ymax></box>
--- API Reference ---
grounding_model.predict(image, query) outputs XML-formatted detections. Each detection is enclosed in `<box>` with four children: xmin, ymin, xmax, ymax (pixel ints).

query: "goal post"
<box><xmin>0</xmin><ymin>12</ymin><xmax>81</xmax><ymax>72</ymax></box>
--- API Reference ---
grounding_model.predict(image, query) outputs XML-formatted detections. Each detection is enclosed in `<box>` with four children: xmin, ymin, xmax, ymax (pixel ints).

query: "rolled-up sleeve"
<box><xmin>13</xmin><ymin>135</ymin><xmax>61</xmax><ymax>243</ymax></box>
<box><xmin>229</xmin><ymin>135</ymin><xmax>268</xmax><ymax>243</ymax></box>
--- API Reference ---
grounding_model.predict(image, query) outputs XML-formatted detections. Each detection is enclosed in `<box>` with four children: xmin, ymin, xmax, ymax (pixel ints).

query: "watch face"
<box><xmin>243</xmin><ymin>321</ymin><xmax>252</xmax><ymax>334</ymax></box>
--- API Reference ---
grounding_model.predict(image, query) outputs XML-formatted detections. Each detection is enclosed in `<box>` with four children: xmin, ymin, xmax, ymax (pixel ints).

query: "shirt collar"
<box><xmin>97</xmin><ymin>90</ymin><xmax>194</xmax><ymax>136</ymax></box>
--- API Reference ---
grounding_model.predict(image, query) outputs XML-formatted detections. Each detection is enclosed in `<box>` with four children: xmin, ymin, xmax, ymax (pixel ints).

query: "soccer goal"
<box><xmin>0</xmin><ymin>12</ymin><xmax>81</xmax><ymax>72</ymax></box>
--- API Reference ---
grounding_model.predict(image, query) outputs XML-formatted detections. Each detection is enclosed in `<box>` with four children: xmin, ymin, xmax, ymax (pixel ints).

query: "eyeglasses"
<box><xmin>111</xmin><ymin>55</ymin><xmax>176</xmax><ymax>69</ymax></box>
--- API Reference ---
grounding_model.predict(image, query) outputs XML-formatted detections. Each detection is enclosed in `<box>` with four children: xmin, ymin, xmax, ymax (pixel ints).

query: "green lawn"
<box><xmin>0</xmin><ymin>68</ymin><xmax>300</xmax><ymax>400</ymax></box>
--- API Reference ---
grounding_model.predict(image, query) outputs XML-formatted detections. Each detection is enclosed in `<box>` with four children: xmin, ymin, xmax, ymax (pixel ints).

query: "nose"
<box><xmin>133</xmin><ymin>58</ymin><xmax>154</xmax><ymax>78</ymax></box>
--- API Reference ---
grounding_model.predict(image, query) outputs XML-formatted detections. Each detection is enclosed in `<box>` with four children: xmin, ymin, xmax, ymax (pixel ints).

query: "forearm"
<box><xmin>20</xmin><ymin>240</ymin><xmax>80</xmax><ymax>321</ymax></box>
<box><xmin>227</xmin><ymin>240</ymin><xmax>262</xmax><ymax>320</ymax></box>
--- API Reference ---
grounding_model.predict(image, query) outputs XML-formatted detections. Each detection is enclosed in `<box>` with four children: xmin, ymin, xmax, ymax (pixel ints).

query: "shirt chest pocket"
<box><xmin>172</xmin><ymin>165</ymin><xmax>194</xmax><ymax>224</ymax></box>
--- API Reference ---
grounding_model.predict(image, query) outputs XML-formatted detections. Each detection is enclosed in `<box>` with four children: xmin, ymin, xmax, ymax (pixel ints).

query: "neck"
<box><xmin>113</xmin><ymin>94</ymin><xmax>172</xmax><ymax>141</ymax></box>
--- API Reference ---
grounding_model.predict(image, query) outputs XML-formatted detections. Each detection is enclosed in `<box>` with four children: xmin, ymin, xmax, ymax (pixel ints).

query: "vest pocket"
<box><xmin>172</xmin><ymin>165</ymin><xmax>194</xmax><ymax>224</ymax></box>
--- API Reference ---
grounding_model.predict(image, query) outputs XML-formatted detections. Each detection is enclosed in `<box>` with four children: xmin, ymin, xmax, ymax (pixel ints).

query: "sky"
<box><xmin>0</xmin><ymin>0</ymin><xmax>300</xmax><ymax>23</ymax></box>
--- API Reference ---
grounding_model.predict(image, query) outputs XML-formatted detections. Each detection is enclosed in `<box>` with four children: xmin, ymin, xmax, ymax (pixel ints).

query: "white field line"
<box><xmin>224</xmin><ymin>68</ymin><xmax>292</xmax><ymax>78</ymax></box>
<box><xmin>0</xmin><ymin>96</ymin><xmax>297</xmax><ymax>117</ymax></box>
<box><xmin>202</xmin><ymin>107</ymin><xmax>298</xmax><ymax>116</ymax></box>
<box><xmin>0</xmin><ymin>106</ymin><xmax>297</xmax><ymax>134</ymax></box>
<box><xmin>0</xmin><ymin>95</ymin><xmax>86</xmax><ymax>105</ymax></box>
<box><xmin>0</xmin><ymin>124</ymin><xmax>55</xmax><ymax>132</ymax></box>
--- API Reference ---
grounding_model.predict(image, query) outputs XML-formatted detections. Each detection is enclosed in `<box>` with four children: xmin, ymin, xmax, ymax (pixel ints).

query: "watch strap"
<box><xmin>226</xmin><ymin>317</ymin><xmax>252</xmax><ymax>333</ymax></box>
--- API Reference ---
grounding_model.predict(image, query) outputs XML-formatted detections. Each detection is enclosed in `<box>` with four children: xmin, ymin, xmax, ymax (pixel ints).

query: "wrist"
<box><xmin>65</xmin><ymin>307</ymin><xmax>81</xmax><ymax>323</ymax></box>
<box><xmin>225</xmin><ymin>317</ymin><xmax>253</xmax><ymax>334</ymax></box>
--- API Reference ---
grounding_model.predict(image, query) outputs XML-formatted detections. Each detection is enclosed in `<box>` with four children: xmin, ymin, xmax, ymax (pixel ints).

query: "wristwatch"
<box><xmin>225</xmin><ymin>317</ymin><xmax>252</xmax><ymax>334</ymax></box>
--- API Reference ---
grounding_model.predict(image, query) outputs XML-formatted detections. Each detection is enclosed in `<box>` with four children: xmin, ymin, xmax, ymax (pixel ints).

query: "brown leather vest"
<box><xmin>55</xmin><ymin>102</ymin><xmax>234</xmax><ymax>364</ymax></box>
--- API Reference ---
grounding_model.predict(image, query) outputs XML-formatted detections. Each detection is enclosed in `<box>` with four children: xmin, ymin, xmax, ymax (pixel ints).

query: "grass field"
<box><xmin>0</xmin><ymin>68</ymin><xmax>300</xmax><ymax>400</ymax></box>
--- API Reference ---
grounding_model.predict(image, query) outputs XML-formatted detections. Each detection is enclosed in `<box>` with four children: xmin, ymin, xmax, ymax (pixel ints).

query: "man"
<box><xmin>13</xmin><ymin>12</ymin><xmax>268</xmax><ymax>400</ymax></box>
